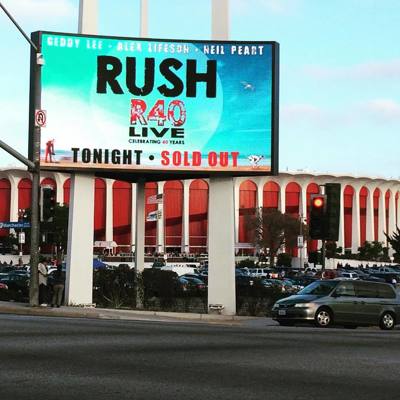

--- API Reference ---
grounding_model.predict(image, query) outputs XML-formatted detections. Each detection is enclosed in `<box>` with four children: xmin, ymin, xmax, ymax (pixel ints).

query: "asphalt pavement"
<box><xmin>0</xmin><ymin>313</ymin><xmax>399</xmax><ymax>400</ymax></box>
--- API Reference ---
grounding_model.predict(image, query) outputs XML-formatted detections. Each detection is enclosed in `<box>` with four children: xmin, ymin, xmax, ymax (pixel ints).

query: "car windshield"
<box><xmin>298</xmin><ymin>281</ymin><xmax>338</xmax><ymax>296</ymax></box>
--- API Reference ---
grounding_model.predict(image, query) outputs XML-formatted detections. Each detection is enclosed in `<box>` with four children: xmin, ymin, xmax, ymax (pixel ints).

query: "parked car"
<box><xmin>337</xmin><ymin>272</ymin><xmax>359</xmax><ymax>280</ymax></box>
<box><xmin>177</xmin><ymin>276</ymin><xmax>206</xmax><ymax>293</ymax></box>
<box><xmin>0</xmin><ymin>273</ymin><xmax>30</xmax><ymax>301</ymax></box>
<box><xmin>249</xmin><ymin>268</ymin><xmax>273</xmax><ymax>278</ymax></box>
<box><xmin>272</xmin><ymin>279</ymin><xmax>400</xmax><ymax>330</ymax></box>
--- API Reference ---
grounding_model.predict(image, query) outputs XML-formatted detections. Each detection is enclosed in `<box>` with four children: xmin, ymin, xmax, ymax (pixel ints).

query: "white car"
<box><xmin>336</xmin><ymin>272</ymin><xmax>359</xmax><ymax>280</ymax></box>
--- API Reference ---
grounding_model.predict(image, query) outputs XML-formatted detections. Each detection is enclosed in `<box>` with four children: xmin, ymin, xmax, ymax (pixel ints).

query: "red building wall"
<box><xmin>359</xmin><ymin>187</ymin><xmax>368</xmax><ymax>245</ymax></box>
<box><xmin>63</xmin><ymin>178</ymin><xmax>70</xmax><ymax>205</ymax></box>
<box><xmin>239</xmin><ymin>180</ymin><xmax>257</xmax><ymax>244</ymax></box>
<box><xmin>145</xmin><ymin>182</ymin><xmax>157</xmax><ymax>249</ymax></box>
<box><xmin>18</xmin><ymin>178</ymin><xmax>32</xmax><ymax>210</ymax></box>
<box><xmin>306</xmin><ymin>183</ymin><xmax>319</xmax><ymax>252</ymax></box>
<box><xmin>285</xmin><ymin>182</ymin><xmax>301</xmax><ymax>256</ymax></box>
<box><xmin>344</xmin><ymin>186</ymin><xmax>354</xmax><ymax>249</ymax></box>
<box><xmin>94</xmin><ymin>178</ymin><xmax>106</xmax><ymax>241</ymax></box>
<box><xmin>189</xmin><ymin>179</ymin><xmax>208</xmax><ymax>253</ymax></box>
<box><xmin>164</xmin><ymin>181</ymin><xmax>183</xmax><ymax>249</ymax></box>
<box><xmin>113</xmin><ymin>181</ymin><xmax>132</xmax><ymax>246</ymax></box>
<box><xmin>263</xmin><ymin>181</ymin><xmax>279</xmax><ymax>208</ymax></box>
<box><xmin>373</xmin><ymin>189</ymin><xmax>380</xmax><ymax>241</ymax></box>
<box><xmin>0</xmin><ymin>179</ymin><xmax>11</xmax><ymax>237</ymax></box>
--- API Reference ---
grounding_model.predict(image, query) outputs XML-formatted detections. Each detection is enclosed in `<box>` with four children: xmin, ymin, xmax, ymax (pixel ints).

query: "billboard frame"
<box><xmin>29</xmin><ymin>31</ymin><xmax>279</xmax><ymax>182</ymax></box>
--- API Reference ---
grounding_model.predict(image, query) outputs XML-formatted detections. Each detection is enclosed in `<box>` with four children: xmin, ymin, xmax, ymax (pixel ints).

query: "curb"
<box><xmin>0</xmin><ymin>301</ymin><xmax>259</xmax><ymax>325</ymax></box>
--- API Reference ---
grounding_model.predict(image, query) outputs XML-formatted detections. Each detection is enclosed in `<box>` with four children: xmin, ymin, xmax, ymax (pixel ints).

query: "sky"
<box><xmin>0</xmin><ymin>0</ymin><xmax>399</xmax><ymax>179</ymax></box>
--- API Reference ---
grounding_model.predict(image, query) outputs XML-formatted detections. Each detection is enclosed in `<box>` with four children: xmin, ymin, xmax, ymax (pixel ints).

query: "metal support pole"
<box><xmin>321</xmin><ymin>239</ymin><xmax>326</xmax><ymax>270</ymax></box>
<box><xmin>28</xmin><ymin>36</ymin><xmax>42</xmax><ymax>307</ymax></box>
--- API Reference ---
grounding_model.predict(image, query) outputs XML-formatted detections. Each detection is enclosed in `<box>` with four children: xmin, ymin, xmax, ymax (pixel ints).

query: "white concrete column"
<box><xmin>78</xmin><ymin>0</ymin><xmax>98</xmax><ymax>34</ymax></box>
<box><xmin>130</xmin><ymin>183</ymin><xmax>137</xmax><ymax>250</ymax></box>
<box><xmin>279</xmin><ymin>183</ymin><xmax>286</xmax><ymax>213</ymax></box>
<box><xmin>257</xmin><ymin>182</ymin><xmax>263</xmax><ymax>209</ymax></box>
<box><xmin>234</xmin><ymin>179</ymin><xmax>240</xmax><ymax>247</ymax></box>
<box><xmin>65</xmin><ymin>174</ymin><xmax>95</xmax><ymax>305</ymax></box>
<box><xmin>182</xmin><ymin>180</ymin><xmax>191</xmax><ymax>254</ymax></box>
<box><xmin>105</xmin><ymin>179</ymin><xmax>114</xmax><ymax>242</ymax></box>
<box><xmin>351</xmin><ymin>187</ymin><xmax>361</xmax><ymax>253</ymax></box>
<box><xmin>140</xmin><ymin>0</ymin><xmax>148</xmax><ymax>37</ymax></box>
<box><xmin>208</xmin><ymin>177</ymin><xmax>236</xmax><ymax>315</ymax></box>
<box><xmin>9</xmin><ymin>177</ymin><xmax>19</xmax><ymax>221</ymax></box>
<box><xmin>66</xmin><ymin>1</ymin><xmax>97</xmax><ymax>305</ymax></box>
<box><xmin>365</xmin><ymin>187</ymin><xmax>375</xmax><ymax>242</ymax></box>
<box><xmin>378</xmin><ymin>188</ymin><xmax>386</xmax><ymax>243</ymax></box>
<box><xmin>337</xmin><ymin>184</ymin><xmax>345</xmax><ymax>252</ymax></box>
<box><xmin>54</xmin><ymin>173</ymin><xmax>64</xmax><ymax>204</ymax></box>
<box><xmin>300</xmin><ymin>185</ymin><xmax>307</xmax><ymax>220</ymax></box>
<box><xmin>135</xmin><ymin>180</ymin><xmax>146</xmax><ymax>272</ymax></box>
<box><xmin>212</xmin><ymin>0</ymin><xmax>229</xmax><ymax>39</ymax></box>
<box><xmin>157</xmin><ymin>181</ymin><xmax>165</xmax><ymax>254</ymax></box>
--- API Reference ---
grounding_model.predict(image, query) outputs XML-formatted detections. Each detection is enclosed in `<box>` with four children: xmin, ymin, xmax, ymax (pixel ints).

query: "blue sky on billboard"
<box><xmin>0</xmin><ymin>0</ymin><xmax>399</xmax><ymax>178</ymax></box>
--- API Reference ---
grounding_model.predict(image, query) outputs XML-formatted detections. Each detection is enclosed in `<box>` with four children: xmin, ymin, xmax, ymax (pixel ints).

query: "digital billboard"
<box><xmin>32</xmin><ymin>32</ymin><xmax>279</xmax><ymax>177</ymax></box>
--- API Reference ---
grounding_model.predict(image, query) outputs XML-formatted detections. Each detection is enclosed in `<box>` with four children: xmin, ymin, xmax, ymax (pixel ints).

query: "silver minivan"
<box><xmin>272</xmin><ymin>280</ymin><xmax>400</xmax><ymax>330</ymax></box>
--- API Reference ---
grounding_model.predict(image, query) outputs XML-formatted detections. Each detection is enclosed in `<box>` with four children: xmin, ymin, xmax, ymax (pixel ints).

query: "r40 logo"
<box><xmin>130</xmin><ymin>99</ymin><xmax>186</xmax><ymax>127</ymax></box>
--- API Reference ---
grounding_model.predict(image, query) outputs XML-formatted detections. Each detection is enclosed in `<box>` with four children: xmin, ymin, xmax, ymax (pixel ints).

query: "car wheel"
<box><xmin>379</xmin><ymin>312</ymin><xmax>396</xmax><ymax>330</ymax></box>
<box><xmin>315</xmin><ymin>308</ymin><xmax>333</xmax><ymax>328</ymax></box>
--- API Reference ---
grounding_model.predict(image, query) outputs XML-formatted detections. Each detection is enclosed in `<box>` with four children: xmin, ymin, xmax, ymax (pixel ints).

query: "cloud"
<box><xmin>361</xmin><ymin>98</ymin><xmax>400</xmax><ymax>122</ymax></box>
<box><xmin>232</xmin><ymin>0</ymin><xmax>300</xmax><ymax>16</ymax></box>
<box><xmin>281</xmin><ymin>103</ymin><xmax>336</xmax><ymax>128</ymax></box>
<box><xmin>303</xmin><ymin>59</ymin><xmax>400</xmax><ymax>80</ymax></box>
<box><xmin>281</xmin><ymin>98</ymin><xmax>400</xmax><ymax>130</ymax></box>
<box><xmin>2</xmin><ymin>0</ymin><xmax>76</xmax><ymax>20</ymax></box>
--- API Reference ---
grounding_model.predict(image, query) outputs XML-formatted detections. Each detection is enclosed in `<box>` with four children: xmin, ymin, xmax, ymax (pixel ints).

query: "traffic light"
<box><xmin>325</xmin><ymin>183</ymin><xmax>341</xmax><ymax>241</ymax></box>
<box><xmin>309</xmin><ymin>194</ymin><xmax>327</xmax><ymax>239</ymax></box>
<box><xmin>41</xmin><ymin>187</ymin><xmax>56</xmax><ymax>222</ymax></box>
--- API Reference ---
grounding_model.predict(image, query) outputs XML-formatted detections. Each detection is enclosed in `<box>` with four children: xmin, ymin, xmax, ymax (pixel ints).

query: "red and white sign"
<box><xmin>35</xmin><ymin>109</ymin><xmax>47</xmax><ymax>127</ymax></box>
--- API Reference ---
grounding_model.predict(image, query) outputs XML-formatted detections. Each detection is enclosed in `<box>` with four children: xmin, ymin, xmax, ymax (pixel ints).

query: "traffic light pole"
<box><xmin>28</xmin><ymin>42</ymin><xmax>42</xmax><ymax>306</ymax></box>
<box><xmin>321</xmin><ymin>239</ymin><xmax>326</xmax><ymax>270</ymax></box>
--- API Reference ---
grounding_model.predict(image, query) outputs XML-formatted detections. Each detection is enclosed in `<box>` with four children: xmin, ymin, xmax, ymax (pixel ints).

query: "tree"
<box><xmin>0</xmin><ymin>232</ymin><xmax>18</xmax><ymax>254</ymax></box>
<box><xmin>325</xmin><ymin>241</ymin><xmax>342</xmax><ymax>258</ymax></box>
<box><xmin>245</xmin><ymin>208</ymin><xmax>307</xmax><ymax>267</ymax></box>
<box><xmin>386</xmin><ymin>227</ymin><xmax>400</xmax><ymax>263</ymax></box>
<box><xmin>357</xmin><ymin>241</ymin><xmax>388</xmax><ymax>261</ymax></box>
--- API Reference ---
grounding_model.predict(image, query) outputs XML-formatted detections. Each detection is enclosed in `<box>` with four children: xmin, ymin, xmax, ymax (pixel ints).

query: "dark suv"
<box><xmin>272</xmin><ymin>280</ymin><xmax>399</xmax><ymax>330</ymax></box>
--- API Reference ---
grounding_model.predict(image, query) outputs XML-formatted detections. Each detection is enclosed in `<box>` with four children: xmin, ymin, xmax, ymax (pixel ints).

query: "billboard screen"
<box><xmin>32</xmin><ymin>32</ymin><xmax>279</xmax><ymax>177</ymax></box>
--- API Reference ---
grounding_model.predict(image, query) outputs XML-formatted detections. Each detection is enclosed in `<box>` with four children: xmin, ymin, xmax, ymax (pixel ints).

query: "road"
<box><xmin>0</xmin><ymin>314</ymin><xmax>399</xmax><ymax>400</ymax></box>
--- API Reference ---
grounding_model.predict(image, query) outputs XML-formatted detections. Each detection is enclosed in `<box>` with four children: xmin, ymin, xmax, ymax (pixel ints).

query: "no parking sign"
<box><xmin>35</xmin><ymin>109</ymin><xmax>47</xmax><ymax>127</ymax></box>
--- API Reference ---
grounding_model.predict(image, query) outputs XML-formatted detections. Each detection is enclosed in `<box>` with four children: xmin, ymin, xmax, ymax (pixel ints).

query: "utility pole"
<box><xmin>0</xmin><ymin>2</ymin><xmax>43</xmax><ymax>306</ymax></box>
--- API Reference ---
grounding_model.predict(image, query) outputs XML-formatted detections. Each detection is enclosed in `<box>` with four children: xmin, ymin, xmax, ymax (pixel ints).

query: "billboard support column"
<box><xmin>208</xmin><ymin>177</ymin><xmax>236</xmax><ymax>315</ymax></box>
<box><xmin>65</xmin><ymin>173</ymin><xmax>95</xmax><ymax>305</ymax></box>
